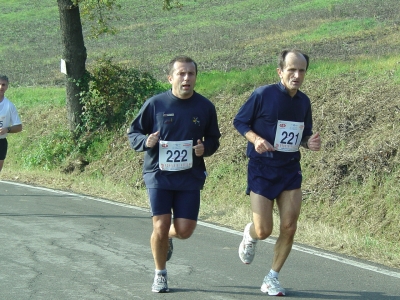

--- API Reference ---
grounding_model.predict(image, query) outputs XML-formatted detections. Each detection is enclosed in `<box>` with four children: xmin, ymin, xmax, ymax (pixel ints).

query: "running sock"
<box><xmin>246</xmin><ymin>223</ymin><xmax>258</xmax><ymax>241</ymax></box>
<box><xmin>155</xmin><ymin>269</ymin><xmax>167</xmax><ymax>276</ymax></box>
<box><xmin>267</xmin><ymin>269</ymin><xmax>279</xmax><ymax>279</ymax></box>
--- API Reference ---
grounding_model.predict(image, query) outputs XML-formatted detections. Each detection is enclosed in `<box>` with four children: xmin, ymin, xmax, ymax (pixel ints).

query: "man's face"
<box><xmin>0</xmin><ymin>79</ymin><xmax>8</xmax><ymax>99</ymax></box>
<box><xmin>277</xmin><ymin>52</ymin><xmax>307</xmax><ymax>97</ymax></box>
<box><xmin>168</xmin><ymin>61</ymin><xmax>197</xmax><ymax>99</ymax></box>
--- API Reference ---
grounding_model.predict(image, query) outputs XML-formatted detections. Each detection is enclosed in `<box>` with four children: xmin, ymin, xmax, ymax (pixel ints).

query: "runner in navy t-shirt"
<box><xmin>233</xmin><ymin>49</ymin><xmax>321</xmax><ymax>296</ymax></box>
<box><xmin>128</xmin><ymin>56</ymin><xmax>220</xmax><ymax>293</ymax></box>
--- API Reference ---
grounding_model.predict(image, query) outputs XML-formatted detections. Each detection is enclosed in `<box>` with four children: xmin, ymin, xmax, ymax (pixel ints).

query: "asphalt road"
<box><xmin>1</xmin><ymin>180</ymin><xmax>399</xmax><ymax>300</ymax></box>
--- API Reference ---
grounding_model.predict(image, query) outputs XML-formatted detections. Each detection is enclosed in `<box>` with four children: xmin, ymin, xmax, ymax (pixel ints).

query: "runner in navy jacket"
<box><xmin>234</xmin><ymin>81</ymin><xmax>313</xmax><ymax>167</ymax></box>
<box><xmin>233</xmin><ymin>49</ymin><xmax>321</xmax><ymax>296</ymax></box>
<box><xmin>129</xmin><ymin>89</ymin><xmax>220</xmax><ymax>190</ymax></box>
<box><xmin>127</xmin><ymin>56</ymin><xmax>220</xmax><ymax>293</ymax></box>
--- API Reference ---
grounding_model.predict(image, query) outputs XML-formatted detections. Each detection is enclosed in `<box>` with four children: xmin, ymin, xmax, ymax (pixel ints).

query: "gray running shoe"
<box><xmin>166</xmin><ymin>238</ymin><xmax>173</xmax><ymax>261</ymax></box>
<box><xmin>238</xmin><ymin>223</ymin><xmax>257</xmax><ymax>264</ymax></box>
<box><xmin>152</xmin><ymin>273</ymin><xmax>169</xmax><ymax>293</ymax></box>
<box><xmin>261</xmin><ymin>276</ymin><xmax>286</xmax><ymax>296</ymax></box>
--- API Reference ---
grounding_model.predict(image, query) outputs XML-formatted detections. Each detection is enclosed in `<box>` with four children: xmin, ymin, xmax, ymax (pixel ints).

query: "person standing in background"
<box><xmin>0</xmin><ymin>75</ymin><xmax>23</xmax><ymax>172</ymax></box>
<box><xmin>127</xmin><ymin>56</ymin><xmax>221</xmax><ymax>293</ymax></box>
<box><xmin>233</xmin><ymin>49</ymin><xmax>321</xmax><ymax>296</ymax></box>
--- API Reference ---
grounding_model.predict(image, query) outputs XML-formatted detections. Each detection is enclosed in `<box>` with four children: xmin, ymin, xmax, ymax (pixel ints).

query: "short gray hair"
<box><xmin>278</xmin><ymin>49</ymin><xmax>309</xmax><ymax>71</ymax></box>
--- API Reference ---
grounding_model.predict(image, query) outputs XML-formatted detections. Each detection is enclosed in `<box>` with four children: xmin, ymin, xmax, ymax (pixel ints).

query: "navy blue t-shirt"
<box><xmin>128</xmin><ymin>90</ymin><xmax>221</xmax><ymax>190</ymax></box>
<box><xmin>233</xmin><ymin>82</ymin><xmax>313</xmax><ymax>167</ymax></box>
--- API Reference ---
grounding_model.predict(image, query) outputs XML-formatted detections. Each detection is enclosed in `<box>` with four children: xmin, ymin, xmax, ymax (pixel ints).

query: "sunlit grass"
<box><xmin>294</xmin><ymin>18</ymin><xmax>378</xmax><ymax>42</ymax></box>
<box><xmin>7</xmin><ymin>87</ymin><xmax>65</xmax><ymax>108</ymax></box>
<box><xmin>196</xmin><ymin>65</ymin><xmax>277</xmax><ymax>98</ymax></box>
<box><xmin>308</xmin><ymin>55</ymin><xmax>400</xmax><ymax>79</ymax></box>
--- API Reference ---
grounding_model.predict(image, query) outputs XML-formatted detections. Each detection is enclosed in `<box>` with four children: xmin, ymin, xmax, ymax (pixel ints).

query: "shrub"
<box><xmin>78</xmin><ymin>56</ymin><xmax>164</xmax><ymax>133</ymax></box>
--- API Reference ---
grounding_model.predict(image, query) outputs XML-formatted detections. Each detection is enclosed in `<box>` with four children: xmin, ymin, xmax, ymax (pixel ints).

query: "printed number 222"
<box><xmin>166</xmin><ymin>150</ymin><xmax>188</xmax><ymax>162</ymax></box>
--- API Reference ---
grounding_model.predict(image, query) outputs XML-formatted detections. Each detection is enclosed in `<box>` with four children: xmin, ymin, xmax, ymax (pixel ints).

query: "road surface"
<box><xmin>1</xmin><ymin>180</ymin><xmax>399</xmax><ymax>299</ymax></box>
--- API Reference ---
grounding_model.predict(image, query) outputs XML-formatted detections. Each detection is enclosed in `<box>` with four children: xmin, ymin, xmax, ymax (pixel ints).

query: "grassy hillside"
<box><xmin>1</xmin><ymin>0</ymin><xmax>400</xmax><ymax>269</ymax></box>
<box><xmin>3</xmin><ymin>0</ymin><xmax>400</xmax><ymax>85</ymax></box>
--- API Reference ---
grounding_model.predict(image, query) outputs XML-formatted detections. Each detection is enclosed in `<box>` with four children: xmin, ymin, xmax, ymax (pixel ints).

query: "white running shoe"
<box><xmin>238</xmin><ymin>223</ymin><xmax>257</xmax><ymax>264</ymax></box>
<box><xmin>261</xmin><ymin>276</ymin><xmax>286</xmax><ymax>296</ymax></box>
<box><xmin>152</xmin><ymin>273</ymin><xmax>169</xmax><ymax>293</ymax></box>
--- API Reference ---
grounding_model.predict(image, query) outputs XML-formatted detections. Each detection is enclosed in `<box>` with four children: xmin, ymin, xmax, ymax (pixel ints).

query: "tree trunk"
<box><xmin>57</xmin><ymin>0</ymin><xmax>87</xmax><ymax>133</ymax></box>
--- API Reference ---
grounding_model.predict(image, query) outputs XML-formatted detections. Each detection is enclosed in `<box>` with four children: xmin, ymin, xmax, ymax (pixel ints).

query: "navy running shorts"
<box><xmin>0</xmin><ymin>139</ymin><xmax>8</xmax><ymax>160</ymax></box>
<box><xmin>246</xmin><ymin>158</ymin><xmax>302</xmax><ymax>200</ymax></box>
<box><xmin>147</xmin><ymin>188</ymin><xmax>200</xmax><ymax>220</ymax></box>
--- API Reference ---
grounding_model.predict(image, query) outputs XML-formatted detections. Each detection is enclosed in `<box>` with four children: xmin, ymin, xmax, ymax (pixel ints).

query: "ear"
<box><xmin>167</xmin><ymin>75</ymin><xmax>173</xmax><ymax>83</ymax></box>
<box><xmin>276</xmin><ymin>68</ymin><xmax>282</xmax><ymax>78</ymax></box>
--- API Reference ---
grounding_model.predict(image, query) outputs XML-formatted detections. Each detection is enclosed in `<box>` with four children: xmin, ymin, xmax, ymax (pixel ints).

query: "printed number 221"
<box><xmin>280</xmin><ymin>131</ymin><xmax>299</xmax><ymax>145</ymax></box>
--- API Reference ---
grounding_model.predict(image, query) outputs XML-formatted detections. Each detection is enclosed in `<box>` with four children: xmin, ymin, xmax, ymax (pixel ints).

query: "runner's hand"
<box><xmin>146</xmin><ymin>131</ymin><xmax>160</xmax><ymax>148</ymax></box>
<box><xmin>0</xmin><ymin>127</ymin><xmax>8</xmax><ymax>135</ymax></box>
<box><xmin>307</xmin><ymin>132</ymin><xmax>321</xmax><ymax>151</ymax></box>
<box><xmin>193</xmin><ymin>139</ymin><xmax>204</xmax><ymax>157</ymax></box>
<box><xmin>254</xmin><ymin>136</ymin><xmax>274</xmax><ymax>154</ymax></box>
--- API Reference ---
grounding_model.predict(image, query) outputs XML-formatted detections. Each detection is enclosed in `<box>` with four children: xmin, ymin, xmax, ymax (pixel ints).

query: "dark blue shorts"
<box><xmin>147</xmin><ymin>188</ymin><xmax>200</xmax><ymax>220</ymax></box>
<box><xmin>0</xmin><ymin>139</ymin><xmax>8</xmax><ymax>160</ymax></box>
<box><xmin>246</xmin><ymin>159</ymin><xmax>302</xmax><ymax>200</ymax></box>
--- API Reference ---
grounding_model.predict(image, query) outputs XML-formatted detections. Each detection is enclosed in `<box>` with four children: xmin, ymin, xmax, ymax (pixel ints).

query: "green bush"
<box><xmin>78</xmin><ymin>57</ymin><xmax>164</xmax><ymax>133</ymax></box>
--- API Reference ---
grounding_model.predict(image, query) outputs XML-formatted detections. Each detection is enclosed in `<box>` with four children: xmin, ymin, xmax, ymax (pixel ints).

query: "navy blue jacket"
<box><xmin>128</xmin><ymin>90</ymin><xmax>221</xmax><ymax>190</ymax></box>
<box><xmin>233</xmin><ymin>82</ymin><xmax>313</xmax><ymax>167</ymax></box>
